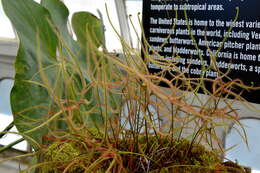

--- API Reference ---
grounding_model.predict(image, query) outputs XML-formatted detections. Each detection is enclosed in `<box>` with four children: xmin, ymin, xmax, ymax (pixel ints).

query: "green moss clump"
<box><xmin>46</xmin><ymin>142</ymin><xmax>79</xmax><ymax>161</ymax></box>
<box><xmin>43</xmin><ymin>142</ymin><xmax>84</xmax><ymax>173</ymax></box>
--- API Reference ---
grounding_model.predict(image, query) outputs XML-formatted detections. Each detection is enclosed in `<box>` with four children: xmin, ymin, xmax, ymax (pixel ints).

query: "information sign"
<box><xmin>142</xmin><ymin>0</ymin><xmax>260</xmax><ymax>103</ymax></box>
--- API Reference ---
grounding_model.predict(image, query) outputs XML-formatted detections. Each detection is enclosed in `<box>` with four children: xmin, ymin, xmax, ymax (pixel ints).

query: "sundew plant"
<box><xmin>0</xmin><ymin>0</ymin><xmax>256</xmax><ymax>172</ymax></box>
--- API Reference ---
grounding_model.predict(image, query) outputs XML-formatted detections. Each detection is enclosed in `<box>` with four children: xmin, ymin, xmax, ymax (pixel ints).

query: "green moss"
<box><xmin>39</xmin><ymin>136</ymin><xmax>246</xmax><ymax>173</ymax></box>
<box><xmin>45</xmin><ymin>142</ymin><xmax>80</xmax><ymax>162</ymax></box>
<box><xmin>43</xmin><ymin>142</ymin><xmax>84</xmax><ymax>173</ymax></box>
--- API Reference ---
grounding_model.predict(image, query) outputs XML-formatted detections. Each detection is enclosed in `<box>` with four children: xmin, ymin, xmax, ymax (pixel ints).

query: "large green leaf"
<box><xmin>71</xmin><ymin>12</ymin><xmax>105</xmax><ymax>79</ymax></box>
<box><xmin>72</xmin><ymin>12</ymin><xmax>104</xmax><ymax>49</ymax></box>
<box><xmin>41</xmin><ymin>0</ymin><xmax>70</xmax><ymax>37</ymax></box>
<box><xmin>2</xmin><ymin>0</ymin><xmax>58</xmax><ymax>146</ymax></box>
<box><xmin>41</xmin><ymin>1</ymin><xmax>105</xmax><ymax>126</ymax></box>
<box><xmin>40</xmin><ymin>0</ymin><xmax>78</xmax><ymax>57</ymax></box>
<box><xmin>72</xmin><ymin>12</ymin><xmax>122</xmax><ymax>122</ymax></box>
<box><xmin>3</xmin><ymin>0</ymin><xmax>119</xmax><ymax>148</ymax></box>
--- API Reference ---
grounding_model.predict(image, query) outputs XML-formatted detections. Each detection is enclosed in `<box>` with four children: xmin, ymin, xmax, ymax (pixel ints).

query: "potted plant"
<box><xmin>0</xmin><ymin>0</ymin><xmax>253</xmax><ymax>172</ymax></box>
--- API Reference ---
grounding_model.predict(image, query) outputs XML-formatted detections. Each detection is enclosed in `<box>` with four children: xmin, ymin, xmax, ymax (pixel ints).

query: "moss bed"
<box><xmin>40</xmin><ymin>136</ymin><xmax>249</xmax><ymax>173</ymax></box>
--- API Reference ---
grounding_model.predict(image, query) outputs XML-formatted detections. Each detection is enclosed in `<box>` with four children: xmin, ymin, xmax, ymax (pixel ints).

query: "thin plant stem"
<box><xmin>0</xmin><ymin>138</ymin><xmax>25</xmax><ymax>153</ymax></box>
<box><xmin>0</xmin><ymin>121</ymin><xmax>14</xmax><ymax>139</ymax></box>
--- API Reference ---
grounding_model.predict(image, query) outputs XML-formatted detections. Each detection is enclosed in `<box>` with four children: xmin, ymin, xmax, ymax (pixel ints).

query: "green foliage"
<box><xmin>72</xmin><ymin>12</ymin><xmax>104</xmax><ymax>49</ymax></box>
<box><xmin>2</xmin><ymin>0</ymin><xmax>58</xmax><ymax>145</ymax></box>
<box><xmin>2</xmin><ymin>0</ymin><xmax>105</xmax><ymax>147</ymax></box>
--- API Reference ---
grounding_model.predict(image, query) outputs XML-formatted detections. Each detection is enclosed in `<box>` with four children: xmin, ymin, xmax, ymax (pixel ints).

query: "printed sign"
<box><xmin>142</xmin><ymin>0</ymin><xmax>260</xmax><ymax>104</ymax></box>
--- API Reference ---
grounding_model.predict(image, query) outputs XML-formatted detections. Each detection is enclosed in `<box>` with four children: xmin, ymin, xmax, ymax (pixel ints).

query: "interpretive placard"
<box><xmin>142</xmin><ymin>0</ymin><xmax>260</xmax><ymax>104</ymax></box>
